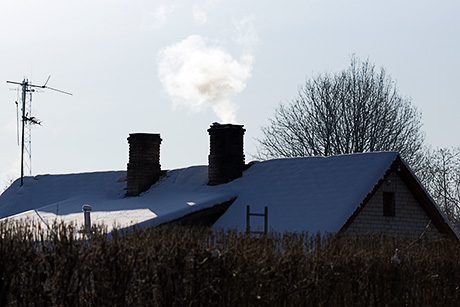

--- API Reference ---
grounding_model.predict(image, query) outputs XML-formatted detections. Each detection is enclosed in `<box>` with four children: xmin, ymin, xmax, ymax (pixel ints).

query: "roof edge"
<box><xmin>339</xmin><ymin>155</ymin><xmax>459</xmax><ymax>240</ymax></box>
<box><xmin>395</xmin><ymin>156</ymin><xmax>460</xmax><ymax>240</ymax></box>
<box><xmin>338</xmin><ymin>156</ymin><xmax>395</xmax><ymax>234</ymax></box>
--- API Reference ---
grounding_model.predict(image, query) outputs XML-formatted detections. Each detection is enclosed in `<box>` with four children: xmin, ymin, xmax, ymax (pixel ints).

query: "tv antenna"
<box><xmin>6</xmin><ymin>76</ymin><xmax>72</xmax><ymax>186</ymax></box>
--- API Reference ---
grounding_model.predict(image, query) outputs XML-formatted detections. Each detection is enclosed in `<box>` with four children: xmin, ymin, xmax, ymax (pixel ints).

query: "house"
<box><xmin>0</xmin><ymin>123</ymin><xmax>458</xmax><ymax>239</ymax></box>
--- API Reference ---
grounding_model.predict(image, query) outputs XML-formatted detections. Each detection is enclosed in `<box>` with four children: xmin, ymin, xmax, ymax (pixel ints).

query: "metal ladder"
<box><xmin>246</xmin><ymin>205</ymin><xmax>268</xmax><ymax>235</ymax></box>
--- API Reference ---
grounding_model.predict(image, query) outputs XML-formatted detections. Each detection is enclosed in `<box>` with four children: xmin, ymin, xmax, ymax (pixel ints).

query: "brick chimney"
<box><xmin>208</xmin><ymin>123</ymin><xmax>246</xmax><ymax>185</ymax></box>
<box><xmin>126</xmin><ymin>133</ymin><xmax>162</xmax><ymax>196</ymax></box>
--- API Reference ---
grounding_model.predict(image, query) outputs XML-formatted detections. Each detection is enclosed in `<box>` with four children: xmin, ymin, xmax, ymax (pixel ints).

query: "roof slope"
<box><xmin>1</xmin><ymin>152</ymin><xmax>402</xmax><ymax>233</ymax></box>
<box><xmin>215</xmin><ymin>152</ymin><xmax>399</xmax><ymax>233</ymax></box>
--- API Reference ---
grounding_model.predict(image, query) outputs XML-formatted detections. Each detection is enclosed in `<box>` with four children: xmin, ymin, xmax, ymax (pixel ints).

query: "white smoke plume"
<box><xmin>157</xmin><ymin>34</ymin><xmax>253</xmax><ymax>123</ymax></box>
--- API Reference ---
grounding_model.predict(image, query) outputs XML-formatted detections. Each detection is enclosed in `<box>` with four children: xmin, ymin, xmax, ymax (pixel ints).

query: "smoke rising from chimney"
<box><xmin>157</xmin><ymin>34</ymin><xmax>253</xmax><ymax>123</ymax></box>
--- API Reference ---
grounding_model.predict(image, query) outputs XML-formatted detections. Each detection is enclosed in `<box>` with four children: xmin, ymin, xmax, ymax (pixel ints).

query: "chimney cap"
<box><xmin>127</xmin><ymin>133</ymin><xmax>162</xmax><ymax>142</ymax></box>
<box><xmin>208</xmin><ymin>123</ymin><xmax>245</xmax><ymax>131</ymax></box>
<box><xmin>82</xmin><ymin>204</ymin><xmax>92</xmax><ymax>212</ymax></box>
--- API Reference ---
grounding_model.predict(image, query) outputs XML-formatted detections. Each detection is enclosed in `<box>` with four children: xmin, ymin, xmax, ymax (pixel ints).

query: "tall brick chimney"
<box><xmin>126</xmin><ymin>133</ymin><xmax>162</xmax><ymax>196</ymax></box>
<box><xmin>208</xmin><ymin>123</ymin><xmax>245</xmax><ymax>185</ymax></box>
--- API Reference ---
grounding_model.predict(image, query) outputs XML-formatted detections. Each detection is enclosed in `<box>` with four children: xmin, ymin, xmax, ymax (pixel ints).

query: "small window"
<box><xmin>383</xmin><ymin>192</ymin><xmax>395</xmax><ymax>217</ymax></box>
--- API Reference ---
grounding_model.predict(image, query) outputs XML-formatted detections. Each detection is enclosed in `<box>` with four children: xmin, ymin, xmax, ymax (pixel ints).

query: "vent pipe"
<box><xmin>126</xmin><ymin>133</ymin><xmax>162</xmax><ymax>196</ymax></box>
<box><xmin>82</xmin><ymin>204</ymin><xmax>92</xmax><ymax>233</ymax></box>
<box><xmin>207</xmin><ymin>123</ymin><xmax>245</xmax><ymax>185</ymax></box>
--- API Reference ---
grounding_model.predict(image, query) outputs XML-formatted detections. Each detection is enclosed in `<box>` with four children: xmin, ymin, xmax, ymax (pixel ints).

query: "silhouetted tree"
<box><xmin>256</xmin><ymin>56</ymin><xmax>425</xmax><ymax>169</ymax></box>
<box><xmin>418</xmin><ymin>147</ymin><xmax>460</xmax><ymax>230</ymax></box>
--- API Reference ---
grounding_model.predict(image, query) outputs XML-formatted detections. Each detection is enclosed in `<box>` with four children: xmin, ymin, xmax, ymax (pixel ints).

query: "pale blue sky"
<box><xmin>1</xmin><ymin>0</ymin><xmax>459</xmax><ymax>189</ymax></box>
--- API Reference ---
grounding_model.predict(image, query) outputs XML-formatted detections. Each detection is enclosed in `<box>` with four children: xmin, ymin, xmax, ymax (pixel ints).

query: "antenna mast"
<box><xmin>6</xmin><ymin>76</ymin><xmax>72</xmax><ymax>186</ymax></box>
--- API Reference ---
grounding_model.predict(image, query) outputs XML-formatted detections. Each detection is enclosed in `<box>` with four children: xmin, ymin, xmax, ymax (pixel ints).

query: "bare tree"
<box><xmin>256</xmin><ymin>56</ymin><xmax>425</xmax><ymax>169</ymax></box>
<box><xmin>417</xmin><ymin>147</ymin><xmax>460</xmax><ymax>230</ymax></box>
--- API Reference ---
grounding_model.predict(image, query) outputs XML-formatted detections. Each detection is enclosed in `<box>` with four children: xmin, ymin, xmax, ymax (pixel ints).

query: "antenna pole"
<box><xmin>20</xmin><ymin>79</ymin><xmax>26</xmax><ymax>186</ymax></box>
<box><xmin>7</xmin><ymin>76</ymin><xmax>71</xmax><ymax>186</ymax></box>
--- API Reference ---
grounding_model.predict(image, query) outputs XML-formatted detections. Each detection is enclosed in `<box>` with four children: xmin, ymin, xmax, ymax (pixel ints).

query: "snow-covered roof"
<box><xmin>1</xmin><ymin>152</ymin><xmax>401</xmax><ymax>233</ymax></box>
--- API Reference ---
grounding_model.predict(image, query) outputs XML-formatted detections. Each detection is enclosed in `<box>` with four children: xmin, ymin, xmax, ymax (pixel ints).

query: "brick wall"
<box><xmin>345</xmin><ymin>171</ymin><xmax>441</xmax><ymax>238</ymax></box>
<box><xmin>126</xmin><ymin>133</ymin><xmax>162</xmax><ymax>196</ymax></box>
<box><xmin>207</xmin><ymin>123</ymin><xmax>245</xmax><ymax>185</ymax></box>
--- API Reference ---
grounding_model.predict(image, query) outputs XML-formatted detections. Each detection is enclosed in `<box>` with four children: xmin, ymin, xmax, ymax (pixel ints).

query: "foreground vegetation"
<box><xmin>1</xmin><ymin>220</ymin><xmax>459</xmax><ymax>306</ymax></box>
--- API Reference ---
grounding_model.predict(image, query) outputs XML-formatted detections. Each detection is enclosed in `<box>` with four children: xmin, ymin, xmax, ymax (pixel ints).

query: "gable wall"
<box><xmin>345</xmin><ymin>171</ymin><xmax>441</xmax><ymax>238</ymax></box>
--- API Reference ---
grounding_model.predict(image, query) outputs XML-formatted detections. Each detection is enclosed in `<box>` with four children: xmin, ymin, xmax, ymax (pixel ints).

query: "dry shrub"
<box><xmin>0</xmin><ymin>219</ymin><xmax>459</xmax><ymax>306</ymax></box>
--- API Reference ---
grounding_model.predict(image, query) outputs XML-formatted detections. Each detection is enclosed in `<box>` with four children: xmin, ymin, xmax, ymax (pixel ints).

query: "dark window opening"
<box><xmin>383</xmin><ymin>192</ymin><xmax>395</xmax><ymax>217</ymax></box>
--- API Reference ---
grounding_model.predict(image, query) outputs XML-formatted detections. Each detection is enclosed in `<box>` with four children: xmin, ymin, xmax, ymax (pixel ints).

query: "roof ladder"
<box><xmin>246</xmin><ymin>205</ymin><xmax>268</xmax><ymax>235</ymax></box>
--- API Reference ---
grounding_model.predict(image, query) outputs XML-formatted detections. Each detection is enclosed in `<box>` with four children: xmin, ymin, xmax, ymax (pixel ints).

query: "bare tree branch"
<box><xmin>417</xmin><ymin>147</ymin><xmax>460</xmax><ymax>230</ymax></box>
